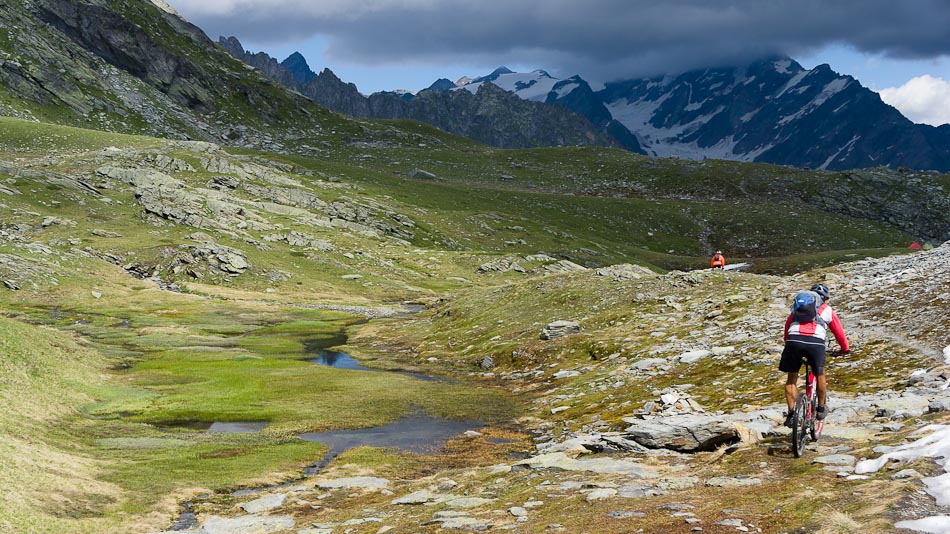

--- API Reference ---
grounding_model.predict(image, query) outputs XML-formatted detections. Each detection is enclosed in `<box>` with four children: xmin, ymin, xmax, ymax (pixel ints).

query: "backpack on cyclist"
<box><xmin>791</xmin><ymin>290</ymin><xmax>828</xmax><ymax>328</ymax></box>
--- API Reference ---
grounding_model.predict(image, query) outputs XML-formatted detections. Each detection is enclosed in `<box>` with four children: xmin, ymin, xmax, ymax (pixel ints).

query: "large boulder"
<box><xmin>624</xmin><ymin>414</ymin><xmax>742</xmax><ymax>452</ymax></box>
<box><xmin>514</xmin><ymin>452</ymin><xmax>658</xmax><ymax>478</ymax></box>
<box><xmin>595</xmin><ymin>263</ymin><xmax>654</xmax><ymax>280</ymax></box>
<box><xmin>540</xmin><ymin>320</ymin><xmax>580</xmax><ymax>340</ymax></box>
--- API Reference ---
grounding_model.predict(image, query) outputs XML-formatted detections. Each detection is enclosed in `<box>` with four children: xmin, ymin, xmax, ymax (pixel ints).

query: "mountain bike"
<box><xmin>790</xmin><ymin>358</ymin><xmax>823</xmax><ymax>458</ymax></box>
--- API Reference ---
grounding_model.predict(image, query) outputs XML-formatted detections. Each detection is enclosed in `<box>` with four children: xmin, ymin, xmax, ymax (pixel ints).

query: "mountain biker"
<box><xmin>781</xmin><ymin>283</ymin><xmax>849</xmax><ymax>427</ymax></box>
<box><xmin>710</xmin><ymin>250</ymin><xmax>725</xmax><ymax>269</ymax></box>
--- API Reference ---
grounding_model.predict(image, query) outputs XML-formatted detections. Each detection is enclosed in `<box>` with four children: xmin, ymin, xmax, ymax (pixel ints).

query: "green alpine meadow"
<box><xmin>1</xmin><ymin>1</ymin><xmax>949</xmax><ymax>533</ymax></box>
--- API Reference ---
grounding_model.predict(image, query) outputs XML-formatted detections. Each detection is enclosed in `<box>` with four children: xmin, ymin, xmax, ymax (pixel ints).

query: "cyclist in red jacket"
<box><xmin>710</xmin><ymin>250</ymin><xmax>725</xmax><ymax>269</ymax></box>
<box><xmin>780</xmin><ymin>283</ymin><xmax>849</xmax><ymax>427</ymax></box>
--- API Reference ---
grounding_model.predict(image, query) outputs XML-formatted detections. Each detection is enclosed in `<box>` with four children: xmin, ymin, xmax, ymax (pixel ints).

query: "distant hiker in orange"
<box><xmin>710</xmin><ymin>250</ymin><xmax>725</xmax><ymax>269</ymax></box>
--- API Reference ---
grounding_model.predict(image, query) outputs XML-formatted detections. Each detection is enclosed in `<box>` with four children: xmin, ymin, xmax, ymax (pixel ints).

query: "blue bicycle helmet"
<box><xmin>810</xmin><ymin>283</ymin><xmax>830</xmax><ymax>301</ymax></box>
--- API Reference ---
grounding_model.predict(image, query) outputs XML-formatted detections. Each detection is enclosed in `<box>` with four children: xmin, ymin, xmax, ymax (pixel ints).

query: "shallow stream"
<box><xmin>171</xmin><ymin>338</ymin><xmax>477</xmax><ymax>530</ymax></box>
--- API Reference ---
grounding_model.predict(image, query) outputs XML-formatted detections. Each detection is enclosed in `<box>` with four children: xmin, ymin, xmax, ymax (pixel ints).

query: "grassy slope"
<box><xmin>0</xmin><ymin>316</ymin><xmax>124</xmax><ymax>533</ymax></box>
<box><xmin>1</xmin><ymin>116</ymin><xmax>923</xmax><ymax>268</ymax></box>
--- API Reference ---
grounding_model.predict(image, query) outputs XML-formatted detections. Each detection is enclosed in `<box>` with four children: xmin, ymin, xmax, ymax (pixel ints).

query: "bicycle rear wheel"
<box><xmin>791</xmin><ymin>393</ymin><xmax>809</xmax><ymax>458</ymax></box>
<box><xmin>809</xmin><ymin>398</ymin><xmax>821</xmax><ymax>441</ymax></box>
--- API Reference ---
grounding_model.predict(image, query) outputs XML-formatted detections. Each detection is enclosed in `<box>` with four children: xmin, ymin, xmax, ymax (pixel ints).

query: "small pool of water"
<box><xmin>310</xmin><ymin>349</ymin><xmax>368</xmax><ymax>371</ymax></box>
<box><xmin>210</xmin><ymin>422</ymin><xmax>268</xmax><ymax>433</ymax></box>
<box><xmin>162</xmin><ymin>421</ymin><xmax>268</xmax><ymax>433</ymax></box>
<box><xmin>298</xmin><ymin>414</ymin><xmax>478</xmax><ymax>474</ymax></box>
<box><xmin>308</xmin><ymin>345</ymin><xmax>450</xmax><ymax>382</ymax></box>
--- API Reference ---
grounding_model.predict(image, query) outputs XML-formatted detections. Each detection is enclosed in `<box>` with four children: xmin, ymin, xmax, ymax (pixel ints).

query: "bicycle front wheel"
<box><xmin>791</xmin><ymin>393</ymin><xmax>809</xmax><ymax>458</ymax></box>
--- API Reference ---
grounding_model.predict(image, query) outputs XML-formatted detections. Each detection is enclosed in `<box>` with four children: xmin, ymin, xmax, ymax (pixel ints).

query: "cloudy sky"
<box><xmin>165</xmin><ymin>0</ymin><xmax>950</xmax><ymax>126</ymax></box>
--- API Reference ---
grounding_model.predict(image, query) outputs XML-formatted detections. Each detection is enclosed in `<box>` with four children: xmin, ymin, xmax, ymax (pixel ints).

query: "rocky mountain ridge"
<box><xmin>458</xmin><ymin>59</ymin><xmax>950</xmax><ymax>171</ymax></box>
<box><xmin>0</xmin><ymin>0</ymin><xmax>405</xmax><ymax>154</ymax></box>
<box><xmin>598</xmin><ymin>58</ymin><xmax>950</xmax><ymax>171</ymax></box>
<box><xmin>217</xmin><ymin>36</ymin><xmax>629</xmax><ymax>151</ymax></box>
<box><xmin>219</xmin><ymin>31</ymin><xmax>950</xmax><ymax>171</ymax></box>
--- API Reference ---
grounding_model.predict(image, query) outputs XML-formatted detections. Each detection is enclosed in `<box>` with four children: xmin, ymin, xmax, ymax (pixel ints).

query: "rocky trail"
<box><xmin>141</xmin><ymin>245</ymin><xmax>950</xmax><ymax>534</ymax></box>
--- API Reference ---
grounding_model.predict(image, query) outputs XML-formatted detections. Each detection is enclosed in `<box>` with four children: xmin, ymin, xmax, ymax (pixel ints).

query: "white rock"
<box><xmin>314</xmin><ymin>477</ymin><xmax>390</xmax><ymax>490</ymax></box>
<box><xmin>586</xmin><ymin>488</ymin><xmax>617</xmax><ymax>502</ymax></box>
<box><xmin>392</xmin><ymin>490</ymin><xmax>449</xmax><ymax>505</ymax></box>
<box><xmin>240</xmin><ymin>494</ymin><xmax>287</xmax><ymax>514</ymax></box>
<box><xmin>515</xmin><ymin>452</ymin><xmax>658</xmax><ymax>477</ymax></box>
<box><xmin>444</xmin><ymin>497</ymin><xmax>494</xmax><ymax>509</ymax></box>
<box><xmin>813</xmin><ymin>454</ymin><xmax>856</xmax><ymax>466</ymax></box>
<box><xmin>679</xmin><ymin>350</ymin><xmax>712</xmax><ymax>364</ymax></box>
<box><xmin>440</xmin><ymin>517</ymin><xmax>492</xmax><ymax>530</ymax></box>
<box><xmin>552</xmin><ymin>370</ymin><xmax>581</xmax><ymax>379</ymax></box>
<box><xmin>200</xmin><ymin>515</ymin><xmax>294</xmax><ymax>534</ymax></box>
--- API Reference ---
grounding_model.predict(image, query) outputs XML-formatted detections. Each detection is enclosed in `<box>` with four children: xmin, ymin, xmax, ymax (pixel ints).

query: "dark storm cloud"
<box><xmin>168</xmin><ymin>0</ymin><xmax>950</xmax><ymax>81</ymax></box>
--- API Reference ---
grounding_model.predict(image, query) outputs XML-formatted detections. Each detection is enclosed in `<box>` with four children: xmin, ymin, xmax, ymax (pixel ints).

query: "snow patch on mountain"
<box><xmin>459</xmin><ymin>70</ymin><xmax>562</xmax><ymax>102</ymax></box>
<box><xmin>554</xmin><ymin>82</ymin><xmax>580</xmax><ymax>98</ymax></box>
<box><xmin>819</xmin><ymin>135</ymin><xmax>860</xmax><ymax>170</ymax></box>
<box><xmin>773</xmin><ymin>59</ymin><xmax>794</xmax><ymax>73</ymax></box>
<box><xmin>778</xmin><ymin>78</ymin><xmax>851</xmax><ymax>125</ymax></box>
<box><xmin>606</xmin><ymin>97</ymin><xmax>756</xmax><ymax>160</ymax></box>
<box><xmin>449</xmin><ymin>59</ymin><xmax>950</xmax><ymax>170</ymax></box>
<box><xmin>740</xmin><ymin>109</ymin><xmax>760</xmax><ymax>122</ymax></box>
<box><xmin>776</xmin><ymin>70</ymin><xmax>811</xmax><ymax>98</ymax></box>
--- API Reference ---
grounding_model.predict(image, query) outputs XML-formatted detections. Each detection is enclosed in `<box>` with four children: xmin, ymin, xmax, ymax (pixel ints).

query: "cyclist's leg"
<box><xmin>803</xmin><ymin>343</ymin><xmax>828</xmax><ymax>417</ymax></box>
<box><xmin>816</xmin><ymin>374</ymin><xmax>827</xmax><ymax>406</ymax></box>
<box><xmin>779</xmin><ymin>343</ymin><xmax>804</xmax><ymax>412</ymax></box>
<box><xmin>784</xmin><ymin>372</ymin><xmax>798</xmax><ymax>412</ymax></box>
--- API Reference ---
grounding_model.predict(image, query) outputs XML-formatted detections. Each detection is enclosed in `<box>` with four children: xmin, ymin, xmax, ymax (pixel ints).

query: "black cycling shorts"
<box><xmin>779</xmin><ymin>336</ymin><xmax>826</xmax><ymax>375</ymax></box>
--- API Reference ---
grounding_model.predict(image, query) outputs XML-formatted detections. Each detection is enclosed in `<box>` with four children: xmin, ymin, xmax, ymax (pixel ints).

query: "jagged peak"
<box><xmin>283</xmin><ymin>51</ymin><xmax>308</xmax><ymax>64</ymax></box>
<box><xmin>218</xmin><ymin>35</ymin><xmax>246</xmax><ymax>56</ymax></box>
<box><xmin>425</xmin><ymin>78</ymin><xmax>457</xmax><ymax>92</ymax></box>
<box><xmin>281</xmin><ymin>52</ymin><xmax>315</xmax><ymax>84</ymax></box>
<box><xmin>475</xmin><ymin>66</ymin><xmax>515</xmax><ymax>83</ymax></box>
<box><xmin>150</xmin><ymin>0</ymin><xmax>180</xmax><ymax>16</ymax></box>
<box><xmin>315</xmin><ymin>68</ymin><xmax>351</xmax><ymax>86</ymax></box>
<box><xmin>474</xmin><ymin>80</ymin><xmax>506</xmax><ymax>94</ymax></box>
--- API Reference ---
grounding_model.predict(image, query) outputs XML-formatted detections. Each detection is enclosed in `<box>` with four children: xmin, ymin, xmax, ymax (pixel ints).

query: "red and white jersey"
<box><xmin>784</xmin><ymin>303</ymin><xmax>849</xmax><ymax>351</ymax></box>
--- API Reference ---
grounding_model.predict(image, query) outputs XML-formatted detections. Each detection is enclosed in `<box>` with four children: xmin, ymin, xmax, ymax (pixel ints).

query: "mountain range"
<box><xmin>217</xmin><ymin>37</ymin><xmax>625</xmax><ymax>152</ymax></box>
<box><xmin>220</xmin><ymin>36</ymin><xmax>950</xmax><ymax>172</ymax></box>
<box><xmin>3</xmin><ymin>2</ymin><xmax>950</xmax><ymax>533</ymax></box>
